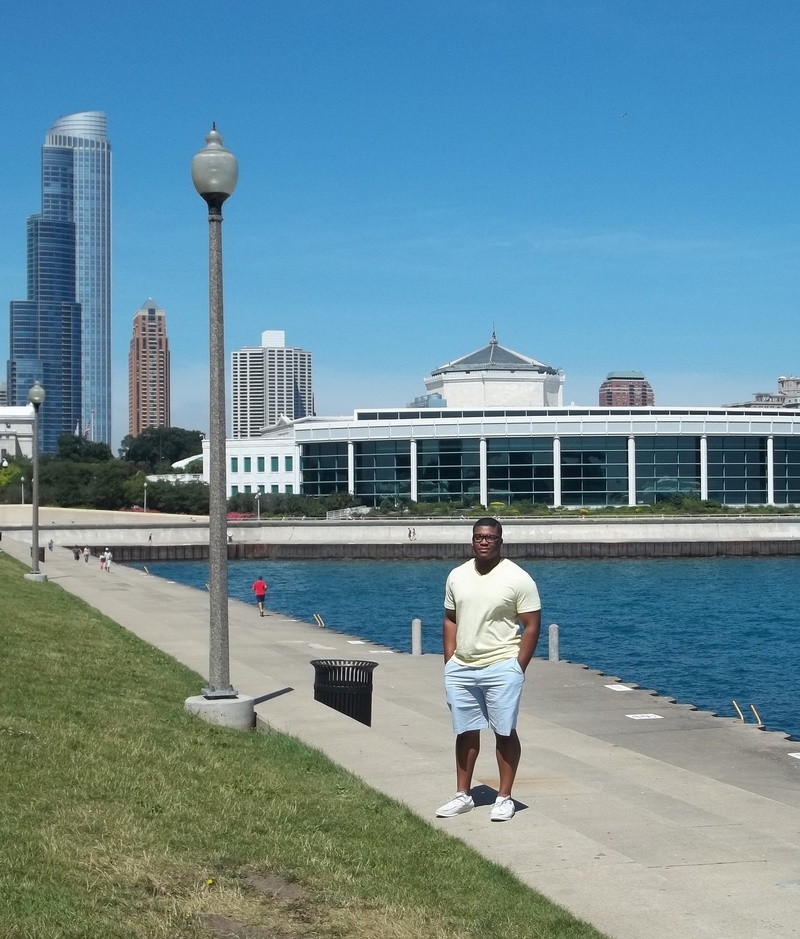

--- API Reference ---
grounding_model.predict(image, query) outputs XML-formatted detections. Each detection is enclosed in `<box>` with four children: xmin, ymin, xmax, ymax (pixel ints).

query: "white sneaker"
<box><xmin>436</xmin><ymin>792</ymin><xmax>475</xmax><ymax>817</ymax></box>
<box><xmin>490</xmin><ymin>796</ymin><xmax>516</xmax><ymax>821</ymax></box>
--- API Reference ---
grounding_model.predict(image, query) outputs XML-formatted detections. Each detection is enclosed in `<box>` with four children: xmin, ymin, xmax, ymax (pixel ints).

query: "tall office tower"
<box><xmin>8</xmin><ymin>141</ymin><xmax>83</xmax><ymax>451</ymax></box>
<box><xmin>128</xmin><ymin>299</ymin><xmax>171</xmax><ymax>436</ymax></box>
<box><xmin>598</xmin><ymin>371</ymin><xmax>655</xmax><ymax>406</ymax></box>
<box><xmin>231</xmin><ymin>330</ymin><xmax>314</xmax><ymax>437</ymax></box>
<box><xmin>46</xmin><ymin>112</ymin><xmax>112</xmax><ymax>444</ymax></box>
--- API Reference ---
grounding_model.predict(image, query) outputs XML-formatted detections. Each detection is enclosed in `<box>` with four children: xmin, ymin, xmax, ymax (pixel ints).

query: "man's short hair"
<box><xmin>472</xmin><ymin>517</ymin><xmax>502</xmax><ymax>536</ymax></box>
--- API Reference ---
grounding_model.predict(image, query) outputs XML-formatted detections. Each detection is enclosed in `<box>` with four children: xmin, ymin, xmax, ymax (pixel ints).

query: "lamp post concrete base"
<box><xmin>184</xmin><ymin>694</ymin><xmax>255</xmax><ymax>731</ymax></box>
<box><xmin>24</xmin><ymin>572</ymin><xmax>48</xmax><ymax>583</ymax></box>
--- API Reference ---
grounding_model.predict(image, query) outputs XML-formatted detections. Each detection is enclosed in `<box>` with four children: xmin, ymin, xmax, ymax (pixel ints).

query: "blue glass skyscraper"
<box><xmin>7</xmin><ymin>112</ymin><xmax>112</xmax><ymax>451</ymax></box>
<box><xmin>46</xmin><ymin>112</ymin><xmax>112</xmax><ymax>444</ymax></box>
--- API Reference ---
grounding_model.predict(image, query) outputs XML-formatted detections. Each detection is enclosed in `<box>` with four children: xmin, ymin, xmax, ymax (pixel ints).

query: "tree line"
<box><xmin>0</xmin><ymin>427</ymin><xmax>209</xmax><ymax>514</ymax></box>
<box><xmin>0</xmin><ymin>426</ymin><xmax>361</xmax><ymax>518</ymax></box>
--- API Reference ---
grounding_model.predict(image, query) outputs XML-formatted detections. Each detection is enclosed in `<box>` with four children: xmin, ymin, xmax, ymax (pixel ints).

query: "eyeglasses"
<box><xmin>472</xmin><ymin>534</ymin><xmax>501</xmax><ymax>543</ymax></box>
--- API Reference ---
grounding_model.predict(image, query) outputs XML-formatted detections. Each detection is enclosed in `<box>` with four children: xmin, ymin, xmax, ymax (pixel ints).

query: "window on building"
<box><xmin>560</xmin><ymin>436</ymin><xmax>629</xmax><ymax>507</ymax></box>
<box><xmin>271</xmin><ymin>456</ymin><xmax>279</xmax><ymax>472</ymax></box>
<box><xmin>257</xmin><ymin>484</ymin><xmax>265</xmax><ymax>493</ymax></box>
<box><xmin>244</xmin><ymin>485</ymin><xmax>251</xmax><ymax>493</ymax></box>
<box><xmin>271</xmin><ymin>485</ymin><xmax>279</xmax><ymax>494</ymax></box>
<box><xmin>244</xmin><ymin>457</ymin><xmax>251</xmax><ymax>472</ymax></box>
<box><xmin>286</xmin><ymin>484</ymin><xmax>293</xmax><ymax>494</ymax></box>
<box><xmin>416</xmin><ymin>439</ymin><xmax>479</xmax><ymax>505</ymax></box>
<box><xmin>487</xmin><ymin>437</ymin><xmax>554</xmax><ymax>506</ymax></box>
<box><xmin>257</xmin><ymin>456</ymin><xmax>265</xmax><ymax>472</ymax></box>
<box><xmin>300</xmin><ymin>442</ymin><xmax>348</xmax><ymax>496</ymax></box>
<box><xmin>707</xmin><ymin>436</ymin><xmax>767</xmax><ymax>505</ymax></box>
<box><xmin>354</xmin><ymin>440</ymin><xmax>412</xmax><ymax>507</ymax></box>
<box><xmin>230</xmin><ymin>457</ymin><xmax>238</xmax><ymax>473</ymax></box>
<box><xmin>635</xmin><ymin>436</ymin><xmax>700</xmax><ymax>505</ymax></box>
<box><xmin>285</xmin><ymin>455</ymin><xmax>293</xmax><ymax>472</ymax></box>
<box><xmin>774</xmin><ymin>437</ymin><xmax>800</xmax><ymax>504</ymax></box>
<box><xmin>231</xmin><ymin>485</ymin><xmax>239</xmax><ymax>495</ymax></box>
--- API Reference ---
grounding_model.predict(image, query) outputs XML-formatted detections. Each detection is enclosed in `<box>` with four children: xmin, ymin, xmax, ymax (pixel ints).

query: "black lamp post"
<box><xmin>26</xmin><ymin>381</ymin><xmax>47</xmax><ymax>583</ymax></box>
<box><xmin>192</xmin><ymin>124</ymin><xmax>238</xmax><ymax>699</ymax></box>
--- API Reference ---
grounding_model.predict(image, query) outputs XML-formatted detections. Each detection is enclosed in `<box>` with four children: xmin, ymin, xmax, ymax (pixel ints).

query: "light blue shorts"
<box><xmin>444</xmin><ymin>656</ymin><xmax>525</xmax><ymax>737</ymax></box>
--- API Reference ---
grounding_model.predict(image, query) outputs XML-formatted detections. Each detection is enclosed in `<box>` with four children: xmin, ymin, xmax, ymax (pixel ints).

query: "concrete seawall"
<box><xmin>4</xmin><ymin>506</ymin><xmax>800</xmax><ymax>559</ymax></box>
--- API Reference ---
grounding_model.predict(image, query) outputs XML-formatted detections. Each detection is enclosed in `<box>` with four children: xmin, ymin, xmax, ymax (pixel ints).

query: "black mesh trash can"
<box><xmin>310</xmin><ymin>659</ymin><xmax>379</xmax><ymax>726</ymax></box>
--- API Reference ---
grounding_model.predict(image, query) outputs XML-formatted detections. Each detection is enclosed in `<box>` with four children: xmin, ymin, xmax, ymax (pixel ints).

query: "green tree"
<box><xmin>39</xmin><ymin>459</ymin><xmax>137</xmax><ymax>509</ymax></box>
<box><xmin>119</xmin><ymin>427</ymin><xmax>204</xmax><ymax>472</ymax></box>
<box><xmin>0</xmin><ymin>461</ymin><xmax>27</xmax><ymax>505</ymax></box>
<box><xmin>56</xmin><ymin>433</ymin><xmax>114</xmax><ymax>463</ymax></box>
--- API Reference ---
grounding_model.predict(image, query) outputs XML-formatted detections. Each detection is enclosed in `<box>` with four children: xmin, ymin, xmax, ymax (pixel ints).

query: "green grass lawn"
<box><xmin>0</xmin><ymin>551</ymin><xmax>607</xmax><ymax>939</ymax></box>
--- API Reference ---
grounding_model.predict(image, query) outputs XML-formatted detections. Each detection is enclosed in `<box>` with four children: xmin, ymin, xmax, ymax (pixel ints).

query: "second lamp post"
<box><xmin>192</xmin><ymin>125</ymin><xmax>238</xmax><ymax>699</ymax></box>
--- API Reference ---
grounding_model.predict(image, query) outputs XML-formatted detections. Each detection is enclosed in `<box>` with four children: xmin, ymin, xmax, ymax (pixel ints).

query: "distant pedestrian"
<box><xmin>73</xmin><ymin>547</ymin><xmax>81</xmax><ymax>561</ymax></box>
<box><xmin>99</xmin><ymin>551</ymin><xmax>106</xmax><ymax>571</ymax></box>
<box><xmin>105</xmin><ymin>549</ymin><xmax>113</xmax><ymax>572</ymax></box>
<box><xmin>48</xmin><ymin>539</ymin><xmax>54</xmax><ymax>552</ymax></box>
<box><xmin>148</xmin><ymin>532</ymin><xmax>153</xmax><ymax>543</ymax></box>
<box><xmin>83</xmin><ymin>546</ymin><xmax>90</xmax><ymax>563</ymax></box>
<box><xmin>252</xmin><ymin>575</ymin><xmax>268</xmax><ymax>616</ymax></box>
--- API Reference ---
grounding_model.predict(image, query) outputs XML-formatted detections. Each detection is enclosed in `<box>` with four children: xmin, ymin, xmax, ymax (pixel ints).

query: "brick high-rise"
<box><xmin>128</xmin><ymin>299</ymin><xmax>170</xmax><ymax>435</ymax></box>
<box><xmin>598</xmin><ymin>371</ymin><xmax>655</xmax><ymax>406</ymax></box>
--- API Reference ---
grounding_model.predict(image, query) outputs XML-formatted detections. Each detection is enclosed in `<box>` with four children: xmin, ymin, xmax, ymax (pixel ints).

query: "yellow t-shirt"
<box><xmin>444</xmin><ymin>558</ymin><xmax>541</xmax><ymax>668</ymax></box>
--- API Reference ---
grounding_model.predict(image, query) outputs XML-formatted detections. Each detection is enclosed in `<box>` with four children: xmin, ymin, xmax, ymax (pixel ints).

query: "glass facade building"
<box><xmin>260</xmin><ymin>407</ymin><xmax>800</xmax><ymax>509</ymax></box>
<box><xmin>45</xmin><ymin>112</ymin><xmax>112</xmax><ymax>444</ymax></box>
<box><xmin>8</xmin><ymin>112</ymin><xmax>111</xmax><ymax>449</ymax></box>
<box><xmin>8</xmin><ymin>150</ymin><xmax>83</xmax><ymax>452</ymax></box>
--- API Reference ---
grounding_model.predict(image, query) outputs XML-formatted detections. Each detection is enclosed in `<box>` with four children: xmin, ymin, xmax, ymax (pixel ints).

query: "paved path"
<box><xmin>5</xmin><ymin>537</ymin><xmax>800</xmax><ymax>939</ymax></box>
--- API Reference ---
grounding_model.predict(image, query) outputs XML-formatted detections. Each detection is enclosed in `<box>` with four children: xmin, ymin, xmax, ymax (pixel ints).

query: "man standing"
<box><xmin>252</xmin><ymin>575</ymin><xmax>268</xmax><ymax>617</ymax></box>
<box><xmin>437</xmin><ymin>518</ymin><xmax>541</xmax><ymax>822</ymax></box>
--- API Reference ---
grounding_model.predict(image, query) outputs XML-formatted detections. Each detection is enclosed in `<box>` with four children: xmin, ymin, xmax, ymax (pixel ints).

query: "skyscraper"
<box><xmin>598</xmin><ymin>371</ymin><xmax>655</xmax><ymax>406</ymax></box>
<box><xmin>128</xmin><ymin>299</ymin><xmax>171</xmax><ymax>436</ymax></box>
<box><xmin>45</xmin><ymin>112</ymin><xmax>112</xmax><ymax>444</ymax></box>
<box><xmin>8</xmin><ymin>112</ymin><xmax>113</xmax><ymax>450</ymax></box>
<box><xmin>231</xmin><ymin>330</ymin><xmax>314</xmax><ymax>437</ymax></box>
<box><xmin>8</xmin><ymin>134</ymin><xmax>83</xmax><ymax>451</ymax></box>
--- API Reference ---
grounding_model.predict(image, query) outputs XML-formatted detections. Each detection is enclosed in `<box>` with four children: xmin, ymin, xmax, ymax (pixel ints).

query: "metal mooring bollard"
<box><xmin>548</xmin><ymin>623</ymin><xmax>560</xmax><ymax>661</ymax></box>
<box><xmin>411</xmin><ymin>617</ymin><xmax>422</xmax><ymax>655</ymax></box>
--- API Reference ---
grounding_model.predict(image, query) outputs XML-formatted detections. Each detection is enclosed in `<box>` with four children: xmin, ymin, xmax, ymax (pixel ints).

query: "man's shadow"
<box><xmin>470</xmin><ymin>784</ymin><xmax>528</xmax><ymax>812</ymax></box>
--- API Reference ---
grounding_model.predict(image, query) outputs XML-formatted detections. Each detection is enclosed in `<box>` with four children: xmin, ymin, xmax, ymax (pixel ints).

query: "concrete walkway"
<box><xmin>5</xmin><ymin>535</ymin><xmax>800</xmax><ymax>939</ymax></box>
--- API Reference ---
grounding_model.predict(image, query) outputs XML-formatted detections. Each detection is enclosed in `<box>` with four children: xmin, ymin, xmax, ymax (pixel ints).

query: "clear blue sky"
<box><xmin>2</xmin><ymin>1</ymin><xmax>800</xmax><ymax>448</ymax></box>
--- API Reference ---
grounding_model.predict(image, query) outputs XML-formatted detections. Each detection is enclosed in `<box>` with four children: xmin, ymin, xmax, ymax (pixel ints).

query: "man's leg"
<box><xmin>495</xmin><ymin>729</ymin><xmax>521</xmax><ymax>797</ymax></box>
<box><xmin>438</xmin><ymin>661</ymin><xmax>486</xmax><ymax>814</ymax></box>
<box><xmin>455</xmin><ymin>730</ymin><xmax>481</xmax><ymax>793</ymax></box>
<box><xmin>482</xmin><ymin>659</ymin><xmax>525</xmax><ymax>798</ymax></box>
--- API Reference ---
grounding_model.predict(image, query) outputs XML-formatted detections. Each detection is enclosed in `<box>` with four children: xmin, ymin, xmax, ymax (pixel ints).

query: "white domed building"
<box><xmin>420</xmin><ymin>332</ymin><xmax>563</xmax><ymax>409</ymax></box>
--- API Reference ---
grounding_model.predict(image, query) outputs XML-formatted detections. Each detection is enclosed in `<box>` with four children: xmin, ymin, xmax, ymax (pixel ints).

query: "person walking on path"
<box><xmin>437</xmin><ymin>517</ymin><xmax>541</xmax><ymax>823</ymax></box>
<box><xmin>83</xmin><ymin>546</ymin><xmax>90</xmax><ymax>563</ymax></box>
<box><xmin>104</xmin><ymin>549</ymin><xmax>113</xmax><ymax>572</ymax></box>
<box><xmin>99</xmin><ymin>550</ymin><xmax>106</xmax><ymax>571</ymax></box>
<box><xmin>252</xmin><ymin>575</ymin><xmax>268</xmax><ymax>616</ymax></box>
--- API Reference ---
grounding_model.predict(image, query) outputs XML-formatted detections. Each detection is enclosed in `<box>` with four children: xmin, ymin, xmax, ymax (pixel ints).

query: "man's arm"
<box><xmin>516</xmin><ymin>610</ymin><xmax>541</xmax><ymax>672</ymax></box>
<box><xmin>442</xmin><ymin>608</ymin><xmax>458</xmax><ymax>663</ymax></box>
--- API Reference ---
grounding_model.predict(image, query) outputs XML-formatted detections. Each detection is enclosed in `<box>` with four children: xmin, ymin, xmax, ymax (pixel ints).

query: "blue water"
<box><xmin>132</xmin><ymin>557</ymin><xmax>800</xmax><ymax>740</ymax></box>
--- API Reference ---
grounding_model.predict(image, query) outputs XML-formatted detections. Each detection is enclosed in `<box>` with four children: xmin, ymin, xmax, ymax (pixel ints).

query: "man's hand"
<box><xmin>516</xmin><ymin>610</ymin><xmax>541</xmax><ymax>672</ymax></box>
<box><xmin>442</xmin><ymin>608</ymin><xmax>458</xmax><ymax>663</ymax></box>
